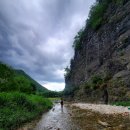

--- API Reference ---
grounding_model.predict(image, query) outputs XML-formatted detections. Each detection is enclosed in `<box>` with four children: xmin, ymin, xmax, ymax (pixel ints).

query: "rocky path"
<box><xmin>71</xmin><ymin>103</ymin><xmax>130</xmax><ymax>130</ymax></box>
<box><xmin>19</xmin><ymin>103</ymin><xmax>130</xmax><ymax>130</ymax></box>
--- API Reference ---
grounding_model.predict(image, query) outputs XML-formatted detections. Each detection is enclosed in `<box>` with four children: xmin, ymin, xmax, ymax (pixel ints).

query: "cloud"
<box><xmin>0</xmin><ymin>0</ymin><xmax>95</xmax><ymax>90</ymax></box>
<box><xmin>42</xmin><ymin>82</ymin><xmax>65</xmax><ymax>91</ymax></box>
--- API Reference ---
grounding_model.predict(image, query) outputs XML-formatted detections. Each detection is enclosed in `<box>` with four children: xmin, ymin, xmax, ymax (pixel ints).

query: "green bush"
<box><xmin>28</xmin><ymin>95</ymin><xmax>52</xmax><ymax>110</ymax></box>
<box><xmin>72</xmin><ymin>28</ymin><xmax>85</xmax><ymax>50</ymax></box>
<box><xmin>0</xmin><ymin>75</ymin><xmax>35</xmax><ymax>94</ymax></box>
<box><xmin>64</xmin><ymin>66</ymin><xmax>71</xmax><ymax>78</ymax></box>
<box><xmin>114</xmin><ymin>0</ymin><xmax>124</xmax><ymax>4</ymax></box>
<box><xmin>113</xmin><ymin>101</ymin><xmax>130</xmax><ymax>106</ymax></box>
<box><xmin>14</xmin><ymin>76</ymin><xmax>34</xmax><ymax>93</ymax></box>
<box><xmin>0</xmin><ymin>63</ymin><xmax>14</xmax><ymax>79</ymax></box>
<box><xmin>0</xmin><ymin>92</ymin><xmax>52</xmax><ymax>130</ymax></box>
<box><xmin>0</xmin><ymin>63</ymin><xmax>54</xmax><ymax>130</ymax></box>
<box><xmin>0</xmin><ymin>107</ymin><xmax>32</xmax><ymax>129</ymax></box>
<box><xmin>90</xmin><ymin>75</ymin><xmax>103</xmax><ymax>89</ymax></box>
<box><xmin>84</xmin><ymin>75</ymin><xmax>103</xmax><ymax>89</ymax></box>
<box><xmin>0</xmin><ymin>63</ymin><xmax>36</xmax><ymax>94</ymax></box>
<box><xmin>88</xmin><ymin>1</ymin><xmax>109</xmax><ymax>30</ymax></box>
<box><xmin>87</xmin><ymin>0</ymin><xmax>125</xmax><ymax>30</ymax></box>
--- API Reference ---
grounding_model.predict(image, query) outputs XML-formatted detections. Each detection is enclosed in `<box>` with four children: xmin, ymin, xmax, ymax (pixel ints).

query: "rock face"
<box><xmin>65</xmin><ymin>1</ymin><xmax>130</xmax><ymax>103</ymax></box>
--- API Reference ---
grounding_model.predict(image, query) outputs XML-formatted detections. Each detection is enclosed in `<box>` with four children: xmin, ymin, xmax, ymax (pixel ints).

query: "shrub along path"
<box><xmin>0</xmin><ymin>92</ymin><xmax>52</xmax><ymax>130</ymax></box>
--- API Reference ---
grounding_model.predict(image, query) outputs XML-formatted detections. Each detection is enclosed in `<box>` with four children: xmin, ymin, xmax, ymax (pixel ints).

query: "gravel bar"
<box><xmin>72</xmin><ymin>103</ymin><xmax>130</xmax><ymax>114</ymax></box>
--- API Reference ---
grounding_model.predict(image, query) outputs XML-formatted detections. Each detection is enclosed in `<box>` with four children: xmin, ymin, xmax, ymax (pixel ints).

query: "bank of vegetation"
<box><xmin>0</xmin><ymin>62</ymin><xmax>53</xmax><ymax>130</ymax></box>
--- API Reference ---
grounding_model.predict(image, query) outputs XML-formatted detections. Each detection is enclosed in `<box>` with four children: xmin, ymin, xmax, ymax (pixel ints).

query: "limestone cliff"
<box><xmin>64</xmin><ymin>0</ymin><xmax>130</xmax><ymax>103</ymax></box>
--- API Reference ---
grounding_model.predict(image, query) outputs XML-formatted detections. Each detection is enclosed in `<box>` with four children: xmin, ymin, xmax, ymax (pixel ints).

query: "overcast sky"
<box><xmin>0</xmin><ymin>0</ymin><xmax>95</xmax><ymax>91</ymax></box>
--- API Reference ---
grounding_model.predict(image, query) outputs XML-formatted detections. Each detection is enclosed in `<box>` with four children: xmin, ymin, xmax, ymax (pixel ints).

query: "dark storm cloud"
<box><xmin>0</xmin><ymin>0</ymin><xmax>95</xmax><ymax>89</ymax></box>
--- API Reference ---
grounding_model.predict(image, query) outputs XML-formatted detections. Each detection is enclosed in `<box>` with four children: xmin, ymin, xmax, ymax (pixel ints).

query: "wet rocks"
<box><xmin>98</xmin><ymin>120</ymin><xmax>111</xmax><ymax>127</ymax></box>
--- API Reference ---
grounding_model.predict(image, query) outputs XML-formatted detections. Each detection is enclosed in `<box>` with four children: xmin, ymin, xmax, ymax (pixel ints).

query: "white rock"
<box><xmin>72</xmin><ymin>103</ymin><xmax>130</xmax><ymax>114</ymax></box>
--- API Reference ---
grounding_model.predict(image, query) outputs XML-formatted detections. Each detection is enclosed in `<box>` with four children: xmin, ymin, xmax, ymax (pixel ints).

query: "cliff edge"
<box><xmin>64</xmin><ymin>0</ymin><xmax>130</xmax><ymax>103</ymax></box>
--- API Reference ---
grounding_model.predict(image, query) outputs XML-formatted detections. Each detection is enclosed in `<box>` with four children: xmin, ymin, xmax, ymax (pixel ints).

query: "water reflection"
<box><xmin>61</xmin><ymin>106</ymin><xmax>64</xmax><ymax>113</ymax></box>
<box><xmin>34</xmin><ymin>103</ymin><xmax>80</xmax><ymax>130</ymax></box>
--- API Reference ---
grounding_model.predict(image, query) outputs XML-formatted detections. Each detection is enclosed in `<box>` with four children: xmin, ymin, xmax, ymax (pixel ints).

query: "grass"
<box><xmin>72</xmin><ymin>28</ymin><xmax>85</xmax><ymax>50</ymax></box>
<box><xmin>88</xmin><ymin>0</ymin><xmax>125</xmax><ymax>30</ymax></box>
<box><xmin>88</xmin><ymin>2</ymin><xmax>107</xmax><ymax>30</ymax></box>
<box><xmin>48</xmin><ymin>97</ymin><xmax>60</xmax><ymax>101</ymax></box>
<box><xmin>113</xmin><ymin>101</ymin><xmax>130</xmax><ymax>107</ymax></box>
<box><xmin>0</xmin><ymin>92</ymin><xmax>53</xmax><ymax>130</ymax></box>
<box><xmin>0</xmin><ymin>62</ymin><xmax>57</xmax><ymax>130</ymax></box>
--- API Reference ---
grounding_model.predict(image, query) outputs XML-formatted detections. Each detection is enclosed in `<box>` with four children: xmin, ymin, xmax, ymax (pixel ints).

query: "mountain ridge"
<box><xmin>15</xmin><ymin>69</ymin><xmax>48</xmax><ymax>91</ymax></box>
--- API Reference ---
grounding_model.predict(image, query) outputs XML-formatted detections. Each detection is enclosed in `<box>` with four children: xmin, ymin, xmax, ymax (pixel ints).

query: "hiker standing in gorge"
<box><xmin>102</xmin><ymin>83</ymin><xmax>109</xmax><ymax>104</ymax></box>
<box><xmin>60</xmin><ymin>97</ymin><xmax>64</xmax><ymax>108</ymax></box>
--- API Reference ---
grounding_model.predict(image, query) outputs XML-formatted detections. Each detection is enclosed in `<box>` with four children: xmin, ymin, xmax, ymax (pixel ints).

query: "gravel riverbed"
<box><xmin>72</xmin><ymin>103</ymin><xmax>130</xmax><ymax>114</ymax></box>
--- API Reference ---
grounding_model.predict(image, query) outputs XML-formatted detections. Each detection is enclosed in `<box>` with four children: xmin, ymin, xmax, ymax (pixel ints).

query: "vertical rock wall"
<box><xmin>65</xmin><ymin>1</ymin><xmax>130</xmax><ymax>102</ymax></box>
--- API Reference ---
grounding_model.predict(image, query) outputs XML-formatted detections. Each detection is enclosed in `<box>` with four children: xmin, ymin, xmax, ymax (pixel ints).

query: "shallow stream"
<box><xmin>18</xmin><ymin>103</ymin><xmax>130</xmax><ymax>130</ymax></box>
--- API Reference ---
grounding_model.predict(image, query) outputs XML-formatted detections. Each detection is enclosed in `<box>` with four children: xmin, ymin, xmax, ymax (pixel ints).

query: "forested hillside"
<box><xmin>0</xmin><ymin>62</ymin><xmax>41</xmax><ymax>93</ymax></box>
<box><xmin>15</xmin><ymin>69</ymin><xmax>48</xmax><ymax>92</ymax></box>
<box><xmin>0</xmin><ymin>62</ymin><xmax>53</xmax><ymax>130</ymax></box>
